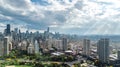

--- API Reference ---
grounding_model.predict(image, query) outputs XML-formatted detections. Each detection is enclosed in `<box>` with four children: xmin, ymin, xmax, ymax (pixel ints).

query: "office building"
<box><xmin>27</xmin><ymin>43</ymin><xmax>34</xmax><ymax>54</ymax></box>
<box><xmin>21</xmin><ymin>40</ymin><xmax>27</xmax><ymax>50</ymax></box>
<box><xmin>83</xmin><ymin>39</ymin><xmax>90</xmax><ymax>56</ymax></box>
<box><xmin>34</xmin><ymin>40</ymin><xmax>39</xmax><ymax>54</ymax></box>
<box><xmin>118</xmin><ymin>50</ymin><xmax>120</xmax><ymax>60</ymax></box>
<box><xmin>0</xmin><ymin>41</ymin><xmax>4</xmax><ymax>56</ymax></box>
<box><xmin>97</xmin><ymin>38</ymin><xmax>109</xmax><ymax>63</ymax></box>
<box><xmin>6</xmin><ymin>24</ymin><xmax>11</xmax><ymax>36</ymax></box>
<box><xmin>62</xmin><ymin>37</ymin><xmax>67</xmax><ymax>51</ymax></box>
<box><xmin>3</xmin><ymin>36</ymin><xmax>11</xmax><ymax>55</ymax></box>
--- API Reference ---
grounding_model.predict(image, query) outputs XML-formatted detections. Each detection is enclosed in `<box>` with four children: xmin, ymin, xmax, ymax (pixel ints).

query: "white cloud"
<box><xmin>0</xmin><ymin>0</ymin><xmax>120</xmax><ymax>35</ymax></box>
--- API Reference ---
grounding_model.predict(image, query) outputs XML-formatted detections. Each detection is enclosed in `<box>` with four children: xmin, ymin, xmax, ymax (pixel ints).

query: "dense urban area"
<box><xmin>0</xmin><ymin>24</ymin><xmax>120</xmax><ymax>67</ymax></box>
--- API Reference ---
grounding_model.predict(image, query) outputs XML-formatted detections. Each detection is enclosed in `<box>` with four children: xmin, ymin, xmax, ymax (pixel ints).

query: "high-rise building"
<box><xmin>3</xmin><ymin>36</ymin><xmax>10</xmax><ymax>55</ymax></box>
<box><xmin>21</xmin><ymin>40</ymin><xmax>27</xmax><ymax>50</ymax></box>
<box><xmin>97</xmin><ymin>38</ymin><xmax>109</xmax><ymax>63</ymax></box>
<box><xmin>83</xmin><ymin>39</ymin><xmax>90</xmax><ymax>56</ymax></box>
<box><xmin>0</xmin><ymin>41</ymin><xmax>4</xmax><ymax>56</ymax></box>
<box><xmin>55</xmin><ymin>40</ymin><xmax>62</xmax><ymax>50</ymax></box>
<box><xmin>27</xmin><ymin>43</ymin><xmax>34</xmax><ymax>54</ymax></box>
<box><xmin>6</xmin><ymin>24</ymin><xmax>11</xmax><ymax>35</ymax></box>
<box><xmin>47</xmin><ymin>27</ymin><xmax>49</xmax><ymax>33</ymax></box>
<box><xmin>34</xmin><ymin>40</ymin><xmax>39</xmax><ymax>54</ymax></box>
<box><xmin>46</xmin><ymin>27</ymin><xmax>50</xmax><ymax>39</ymax></box>
<box><xmin>14</xmin><ymin>28</ymin><xmax>18</xmax><ymax>34</ymax></box>
<box><xmin>118</xmin><ymin>50</ymin><xmax>120</xmax><ymax>60</ymax></box>
<box><xmin>62</xmin><ymin>37</ymin><xmax>67</xmax><ymax>51</ymax></box>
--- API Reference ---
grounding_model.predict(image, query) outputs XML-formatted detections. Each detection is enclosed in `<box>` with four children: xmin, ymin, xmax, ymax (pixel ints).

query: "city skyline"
<box><xmin>0</xmin><ymin>21</ymin><xmax>120</xmax><ymax>67</ymax></box>
<box><xmin>0</xmin><ymin>0</ymin><xmax>120</xmax><ymax>35</ymax></box>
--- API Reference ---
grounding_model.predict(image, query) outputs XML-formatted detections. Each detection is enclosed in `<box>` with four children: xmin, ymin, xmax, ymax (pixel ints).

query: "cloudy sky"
<box><xmin>0</xmin><ymin>0</ymin><xmax>120</xmax><ymax>35</ymax></box>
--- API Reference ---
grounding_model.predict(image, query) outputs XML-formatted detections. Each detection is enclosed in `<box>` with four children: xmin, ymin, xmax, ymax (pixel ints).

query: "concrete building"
<box><xmin>27</xmin><ymin>43</ymin><xmax>34</xmax><ymax>54</ymax></box>
<box><xmin>34</xmin><ymin>40</ymin><xmax>39</xmax><ymax>54</ymax></box>
<box><xmin>117</xmin><ymin>50</ymin><xmax>120</xmax><ymax>60</ymax></box>
<box><xmin>21</xmin><ymin>40</ymin><xmax>27</xmax><ymax>50</ymax></box>
<box><xmin>62</xmin><ymin>37</ymin><xmax>67</xmax><ymax>51</ymax></box>
<box><xmin>83</xmin><ymin>39</ymin><xmax>90</xmax><ymax>56</ymax></box>
<box><xmin>53</xmin><ymin>39</ymin><xmax>62</xmax><ymax>50</ymax></box>
<box><xmin>0</xmin><ymin>41</ymin><xmax>4</xmax><ymax>56</ymax></box>
<box><xmin>3</xmin><ymin>36</ymin><xmax>12</xmax><ymax>55</ymax></box>
<box><xmin>47</xmin><ymin>38</ymin><xmax>62</xmax><ymax>50</ymax></box>
<box><xmin>97</xmin><ymin>38</ymin><xmax>109</xmax><ymax>63</ymax></box>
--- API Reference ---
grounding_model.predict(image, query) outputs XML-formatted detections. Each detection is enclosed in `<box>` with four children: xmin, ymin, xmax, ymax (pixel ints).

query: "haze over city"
<box><xmin>1</xmin><ymin>0</ymin><xmax>120</xmax><ymax>67</ymax></box>
<box><xmin>0</xmin><ymin>0</ymin><xmax>120</xmax><ymax>35</ymax></box>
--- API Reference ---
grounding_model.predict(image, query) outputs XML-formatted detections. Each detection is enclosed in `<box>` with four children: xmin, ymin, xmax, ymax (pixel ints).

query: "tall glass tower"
<box><xmin>6</xmin><ymin>24</ymin><xmax>11</xmax><ymax>35</ymax></box>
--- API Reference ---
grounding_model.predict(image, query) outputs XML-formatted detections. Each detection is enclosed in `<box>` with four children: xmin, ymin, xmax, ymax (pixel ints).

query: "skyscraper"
<box><xmin>62</xmin><ymin>37</ymin><xmax>67</xmax><ymax>51</ymax></box>
<box><xmin>14</xmin><ymin>28</ymin><xmax>18</xmax><ymax>34</ymax></box>
<box><xmin>3</xmin><ymin>36</ymin><xmax>10</xmax><ymax>55</ymax></box>
<box><xmin>47</xmin><ymin>27</ymin><xmax>49</xmax><ymax>33</ymax></box>
<box><xmin>6</xmin><ymin>24</ymin><xmax>11</xmax><ymax>35</ymax></box>
<box><xmin>118</xmin><ymin>50</ymin><xmax>120</xmax><ymax>60</ymax></box>
<box><xmin>83</xmin><ymin>39</ymin><xmax>90</xmax><ymax>56</ymax></box>
<box><xmin>0</xmin><ymin>41</ymin><xmax>4</xmax><ymax>56</ymax></box>
<box><xmin>97</xmin><ymin>38</ymin><xmax>109</xmax><ymax>63</ymax></box>
<box><xmin>47</xmin><ymin>27</ymin><xmax>50</xmax><ymax>39</ymax></box>
<box><xmin>34</xmin><ymin>40</ymin><xmax>39</xmax><ymax>54</ymax></box>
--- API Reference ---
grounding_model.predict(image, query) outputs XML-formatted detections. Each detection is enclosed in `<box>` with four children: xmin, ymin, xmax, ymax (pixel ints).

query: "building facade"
<box><xmin>83</xmin><ymin>39</ymin><xmax>90</xmax><ymax>56</ymax></box>
<box><xmin>62</xmin><ymin>38</ymin><xmax>67</xmax><ymax>51</ymax></box>
<box><xmin>97</xmin><ymin>38</ymin><xmax>109</xmax><ymax>63</ymax></box>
